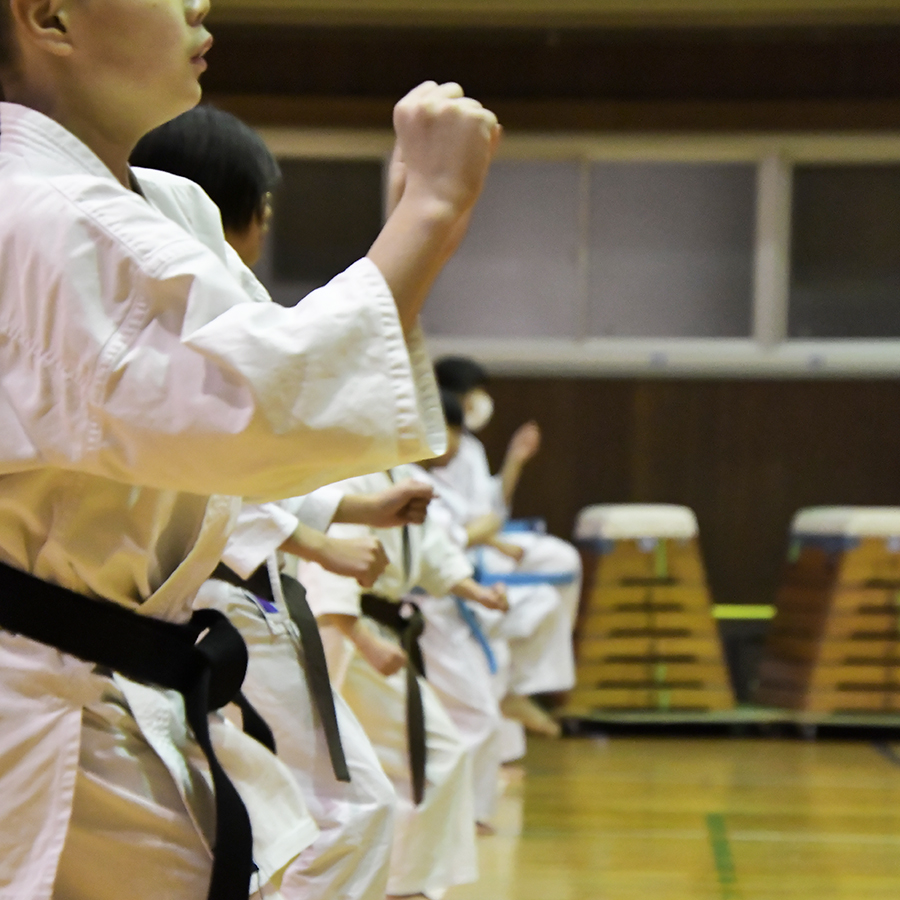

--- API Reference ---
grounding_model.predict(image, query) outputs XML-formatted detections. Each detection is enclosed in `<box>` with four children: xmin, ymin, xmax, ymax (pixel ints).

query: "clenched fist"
<box><xmin>391</xmin><ymin>81</ymin><xmax>501</xmax><ymax>220</ymax></box>
<box><xmin>316</xmin><ymin>535</ymin><xmax>388</xmax><ymax>588</ymax></box>
<box><xmin>367</xmin><ymin>82</ymin><xmax>501</xmax><ymax>330</ymax></box>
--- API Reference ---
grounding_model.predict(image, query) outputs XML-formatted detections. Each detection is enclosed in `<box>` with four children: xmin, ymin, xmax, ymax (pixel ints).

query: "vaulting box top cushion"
<box><xmin>574</xmin><ymin>504</ymin><xmax>699</xmax><ymax>541</ymax></box>
<box><xmin>792</xmin><ymin>506</ymin><xmax>900</xmax><ymax>538</ymax></box>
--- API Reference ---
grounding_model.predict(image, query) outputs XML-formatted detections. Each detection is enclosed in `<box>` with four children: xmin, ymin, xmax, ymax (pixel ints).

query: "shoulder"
<box><xmin>133</xmin><ymin>168</ymin><xmax>270</xmax><ymax>303</ymax></box>
<box><xmin>0</xmin><ymin>162</ymin><xmax>202</xmax><ymax>279</ymax></box>
<box><xmin>458</xmin><ymin>432</ymin><xmax>490</xmax><ymax>466</ymax></box>
<box><xmin>132</xmin><ymin>167</ymin><xmax>228</xmax><ymax>255</ymax></box>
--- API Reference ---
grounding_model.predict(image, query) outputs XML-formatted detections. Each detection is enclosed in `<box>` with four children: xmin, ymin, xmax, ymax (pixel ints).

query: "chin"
<box><xmin>149</xmin><ymin>87</ymin><xmax>202</xmax><ymax>133</ymax></box>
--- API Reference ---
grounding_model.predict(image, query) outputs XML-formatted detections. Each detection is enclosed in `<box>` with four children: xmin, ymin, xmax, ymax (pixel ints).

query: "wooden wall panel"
<box><xmin>203</xmin><ymin>24</ymin><xmax>900</xmax><ymax>131</ymax></box>
<box><xmin>208</xmin><ymin>0</ymin><xmax>900</xmax><ymax>28</ymax></box>
<box><xmin>477</xmin><ymin>378</ymin><xmax>900</xmax><ymax>607</ymax></box>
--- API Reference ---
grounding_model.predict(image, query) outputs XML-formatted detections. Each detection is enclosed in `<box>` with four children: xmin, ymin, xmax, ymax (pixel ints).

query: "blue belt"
<box><xmin>454</xmin><ymin>597</ymin><xmax>498</xmax><ymax>674</ymax></box>
<box><xmin>476</xmin><ymin>570</ymin><xmax>576</xmax><ymax>587</ymax></box>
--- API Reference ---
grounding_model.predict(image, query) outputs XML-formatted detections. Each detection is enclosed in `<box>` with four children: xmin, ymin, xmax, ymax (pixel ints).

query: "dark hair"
<box><xmin>434</xmin><ymin>357</ymin><xmax>487</xmax><ymax>395</ymax></box>
<box><xmin>0</xmin><ymin>1</ymin><xmax>14</xmax><ymax>88</ymax></box>
<box><xmin>439</xmin><ymin>388</ymin><xmax>464</xmax><ymax>429</ymax></box>
<box><xmin>131</xmin><ymin>105</ymin><xmax>281</xmax><ymax>233</ymax></box>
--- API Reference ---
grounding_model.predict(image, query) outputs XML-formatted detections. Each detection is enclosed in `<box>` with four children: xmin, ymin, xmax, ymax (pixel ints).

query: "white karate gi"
<box><xmin>0</xmin><ymin>102</ymin><xmax>444</xmax><ymax>900</ymax></box>
<box><xmin>429</xmin><ymin>432</ymin><xmax>581</xmax><ymax>696</ymax></box>
<box><xmin>299</xmin><ymin>470</ymin><xmax>478</xmax><ymax>899</ymax></box>
<box><xmin>403</xmin><ymin>464</ymin><xmax>504</xmax><ymax>824</ymax></box>
<box><xmin>194</xmin><ymin>494</ymin><xmax>396</xmax><ymax>900</ymax></box>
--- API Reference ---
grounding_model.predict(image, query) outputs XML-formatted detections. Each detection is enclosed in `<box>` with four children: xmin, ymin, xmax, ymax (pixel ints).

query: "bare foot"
<box><xmin>476</xmin><ymin>821</ymin><xmax>497</xmax><ymax>836</ymax></box>
<box><xmin>500</xmin><ymin>694</ymin><xmax>562</xmax><ymax>738</ymax></box>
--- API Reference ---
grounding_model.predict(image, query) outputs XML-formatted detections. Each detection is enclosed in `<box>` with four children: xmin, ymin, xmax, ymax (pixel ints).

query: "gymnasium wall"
<box><xmin>478</xmin><ymin>377</ymin><xmax>900</xmax><ymax>609</ymax></box>
<box><xmin>204</xmin><ymin>23</ymin><xmax>900</xmax><ymax>131</ymax></box>
<box><xmin>202</xmin><ymin>17</ymin><xmax>900</xmax><ymax>618</ymax></box>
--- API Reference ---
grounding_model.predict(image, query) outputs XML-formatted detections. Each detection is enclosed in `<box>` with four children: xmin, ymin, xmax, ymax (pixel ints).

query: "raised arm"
<box><xmin>499</xmin><ymin>421</ymin><xmax>542</xmax><ymax>508</ymax></box>
<box><xmin>367</xmin><ymin>82</ymin><xmax>501</xmax><ymax>333</ymax></box>
<box><xmin>332</xmin><ymin>479</ymin><xmax>435</xmax><ymax>528</ymax></box>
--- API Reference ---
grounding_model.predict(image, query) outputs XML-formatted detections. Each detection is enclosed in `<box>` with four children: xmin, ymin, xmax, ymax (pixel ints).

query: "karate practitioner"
<box><xmin>409</xmin><ymin>389</ymin><xmax>508</xmax><ymax>834</ymax></box>
<box><xmin>0</xmin><ymin>0</ymin><xmax>501</xmax><ymax>894</ymax></box>
<box><xmin>196</xmin><ymin>488</ymin><xmax>421</xmax><ymax>900</ymax></box>
<box><xmin>432</xmin><ymin>357</ymin><xmax>583</xmax><ymax>740</ymax></box>
<box><xmin>299</xmin><ymin>469</ymin><xmax>507</xmax><ymax>899</ymax></box>
<box><xmin>134</xmin><ymin>105</ymin><xmax>452</xmax><ymax>900</ymax></box>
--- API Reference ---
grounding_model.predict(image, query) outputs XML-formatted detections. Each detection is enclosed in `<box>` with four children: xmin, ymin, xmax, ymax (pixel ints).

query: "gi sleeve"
<box><xmin>416</xmin><ymin>515</ymin><xmax>474</xmax><ymax>598</ymax></box>
<box><xmin>1</xmin><ymin>186</ymin><xmax>445</xmax><ymax>499</ymax></box>
<box><xmin>414</xmin><ymin>477</ymin><xmax>469</xmax><ymax>551</ymax></box>
<box><xmin>299</xmin><ymin>554</ymin><xmax>366</xmax><ymax>619</ymax></box>
<box><xmin>489</xmin><ymin>473</ymin><xmax>510</xmax><ymax>520</ymax></box>
<box><xmin>220</xmin><ymin>502</ymin><xmax>299</xmax><ymax>579</ymax></box>
<box><xmin>279</xmin><ymin>486</ymin><xmax>344</xmax><ymax>534</ymax></box>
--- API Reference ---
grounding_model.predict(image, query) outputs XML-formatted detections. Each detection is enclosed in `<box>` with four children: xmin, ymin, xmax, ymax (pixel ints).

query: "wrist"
<box><xmin>350</xmin><ymin>495</ymin><xmax>377</xmax><ymax>527</ymax></box>
<box><xmin>304</xmin><ymin>526</ymin><xmax>329</xmax><ymax>563</ymax></box>
<box><xmin>503</xmin><ymin>457</ymin><xmax>524</xmax><ymax>479</ymax></box>
<box><xmin>400</xmin><ymin>176</ymin><xmax>470</xmax><ymax>228</ymax></box>
<box><xmin>452</xmin><ymin>577</ymin><xmax>477</xmax><ymax>602</ymax></box>
<box><xmin>282</xmin><ymin>522</ymin><xmax>326</xmax><ymax>562</ymax></box>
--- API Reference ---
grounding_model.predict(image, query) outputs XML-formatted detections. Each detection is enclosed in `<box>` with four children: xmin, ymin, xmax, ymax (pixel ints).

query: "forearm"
<box><xmin>452</xmin><ymin>577</ymin><xmax>485</xmax><ymax>604</ymax></box>
<box><xmin>316</xmin><ymin>613</ymin><xmax>359</xmax><ymax>637</ymax></box>
<box><xmin>485</xmin><ymin>534</ymin><xmax>525</xmax><ymax>562</ymax></box>
<box><xmin>324</xmin><ymin>614</ymin><xmax>408</xmax><ymax>677</ymax></box>
<box><xmin>452</xmin><ymin>576</ymin><xmax>508</xmax><ymax>611</ymax></box>
<box><xmin>332</xmin><ymin>479</ymin><xmax>434</xmax><ymax>528</ymax></box>
<box><xmin>500</xmin><ymin>456</ymin><xmax>525</xmax><ymax>508</ymax></box>
<box><xmin>331</xmin><ymin>493</ymin><xmax>376</xmax><ymax>526</ymax></box>
<box><xmin>367</xmin><ymin>193</ymin><xmax>460</xmax><ymax>333</ymax></box>
<box><xmin>466</xmin><ymin>512</ymin><xmax>502</xmax><ymax>547</ymax></box>
<box><xmin>316</xmin><ymin>613</ymin><xmax>359</xmax><ymax>682</ymax></box>
<box><xmin>280</xmin><ymin>521</ymin><xmax>327</xmax><ymax>562</ymax></box>
<box><xmin>368</xmin><ymin>82</ymin><xmax>499</xmax><ymax>333</ymax></box>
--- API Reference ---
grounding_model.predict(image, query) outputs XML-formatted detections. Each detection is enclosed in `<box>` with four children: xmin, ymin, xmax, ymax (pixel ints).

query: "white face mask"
<box><xmin>464</xmin><ymin>389</ymin><xmax>494</xmax><ymax>433</ymax></box>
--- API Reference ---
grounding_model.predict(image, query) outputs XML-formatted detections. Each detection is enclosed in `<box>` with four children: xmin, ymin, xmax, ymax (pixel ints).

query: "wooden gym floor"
<box><xmin>448</xmin><ymin>734</ymin><xmax>900</xmax><ymax>900</ymax></box>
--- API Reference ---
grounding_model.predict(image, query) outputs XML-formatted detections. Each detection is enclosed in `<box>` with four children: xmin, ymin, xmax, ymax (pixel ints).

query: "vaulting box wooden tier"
<box><xmin>567</xmin><ymin>505</ymin><xmax>734</xmax><ymax>714</ymax></box>
<box><xmin>756</xmin><ymin>507</ymin><xmax>900</xmax><ymax>712</ymax></box>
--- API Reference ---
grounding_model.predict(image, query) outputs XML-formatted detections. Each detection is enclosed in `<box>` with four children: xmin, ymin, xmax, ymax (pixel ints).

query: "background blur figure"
<box><xmin>432</xmin><ymin>356</ymin><xmax>584</xmax><ymax>740</ymax></box>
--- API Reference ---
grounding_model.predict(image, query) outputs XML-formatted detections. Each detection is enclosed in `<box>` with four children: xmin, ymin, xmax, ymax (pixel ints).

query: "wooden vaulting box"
<box><xmin>568</xmin><ymin>505</ymin><xmax>734</xmax><ymax>714</ymax></box>
<box><xmin>757</xmin><ymin>507</ymin><xmax>900</xmax><ymax>712</ymax></box>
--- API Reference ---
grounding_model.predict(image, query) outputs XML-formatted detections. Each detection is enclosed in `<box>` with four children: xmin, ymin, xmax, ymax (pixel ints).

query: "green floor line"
<box><xmin>707</xmin><ymin>813</ymin><xmax>741</xmax><ymax>900</ymax></box>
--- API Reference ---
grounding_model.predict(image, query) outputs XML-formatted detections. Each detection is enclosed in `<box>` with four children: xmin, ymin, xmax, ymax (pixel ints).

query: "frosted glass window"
<box><xmin>789</xmin><ymin>165</ymin><xmax>900</xmax><ymax>339</ymax></box>
<box><xmin>588</xmin><ymin>163</ymin><xmax>756</xmax><ymax>337</ymax></box>
<box><xmin>423</xmin><ymin>161</ymin><xmax>583</xmax><ymax>338</ymax></box>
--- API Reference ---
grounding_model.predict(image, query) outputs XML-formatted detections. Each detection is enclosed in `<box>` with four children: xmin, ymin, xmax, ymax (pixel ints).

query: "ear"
<box><xmin>9</xmin><ymin>0</ymin><xmax>73</xmax><ymax>57</ymax></box>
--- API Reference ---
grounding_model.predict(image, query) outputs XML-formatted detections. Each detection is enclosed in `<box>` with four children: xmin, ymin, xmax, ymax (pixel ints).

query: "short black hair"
<box><xmin>439</xmin><ymin>388</ymin><xmax>464</xmax><ymax>429</ymax></box>
<box><xmin>131</xmin><ymin>105</ymin><xmax>281</xmax><ymax>233</ymax></box>
<box><xmin>434</xmin><ymin>357</ymin><xmax>487</xmax><ymax>395</ymax></box>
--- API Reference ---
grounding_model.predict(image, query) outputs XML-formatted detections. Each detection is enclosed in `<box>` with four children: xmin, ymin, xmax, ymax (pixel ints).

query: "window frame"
<box><xmin>259</xmin><ymin>126</ymin><xmax>900</xmax><ymax>378</ymax></box>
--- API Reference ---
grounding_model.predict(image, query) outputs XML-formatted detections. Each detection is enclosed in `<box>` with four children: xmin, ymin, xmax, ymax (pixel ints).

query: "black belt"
<box><xmin>210</xmin><ymin>563</ymin><xmax>350</xmax><ymax>783</ymax></box>
<box><xmin>0</xmin><ymin>560</ymin><xmax>256</xmax><ymax>900</ymax></box>
<box><xmin>360</xmin><ymin>593</ymin><xmax>427</xmax><ymax>804</ymax></box>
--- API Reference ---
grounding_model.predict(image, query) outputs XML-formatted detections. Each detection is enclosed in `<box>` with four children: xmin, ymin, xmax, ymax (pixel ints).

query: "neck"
<box><xmin>61</xmin><ymin>109</ymin><xmax>134</xmax><ymax>186</ymax></box>
<box><xmin>4</xmin><ymin>76</ymin><xmax>137</xmax><ymax>188</ymax></box>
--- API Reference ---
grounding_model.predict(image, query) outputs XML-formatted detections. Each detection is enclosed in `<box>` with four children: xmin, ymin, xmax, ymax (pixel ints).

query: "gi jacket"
<box><xmin>0</xmin><ymin>102</ymin><xmax>444</xmax><ymax>900</ymax></box>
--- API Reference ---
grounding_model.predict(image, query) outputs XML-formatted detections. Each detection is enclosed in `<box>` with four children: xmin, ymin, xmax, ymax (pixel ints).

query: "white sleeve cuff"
<box><xmin>221</xmin><ymin>502</ymin><xmax>298</xmax><ymax>579</ymax></box>
<box><xmin>279</xmin><ymin>486</ymin><xmax>344</xmax><ymax>533</ymax></box>
<box><xmin>297</xmin><ymin>559</ymin><xmax>363</xmax><ymax>618</ymax></box>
